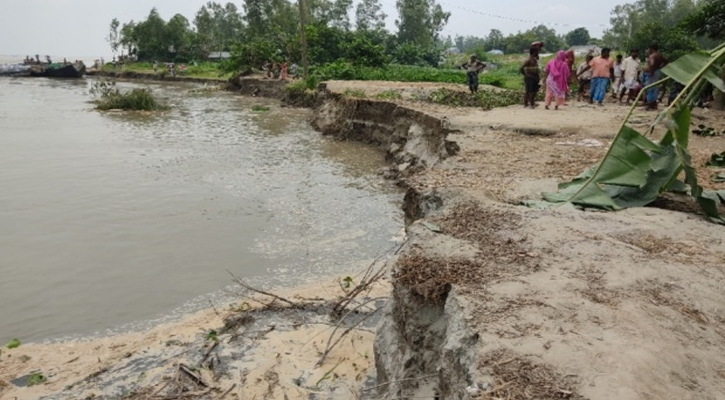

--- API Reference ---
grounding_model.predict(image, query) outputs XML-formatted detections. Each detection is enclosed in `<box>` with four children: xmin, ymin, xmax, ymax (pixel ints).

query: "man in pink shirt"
<box><xmin>577</xmin><ymin>48</ymin><xmax>614</xmax><ymax>106</ymax></box>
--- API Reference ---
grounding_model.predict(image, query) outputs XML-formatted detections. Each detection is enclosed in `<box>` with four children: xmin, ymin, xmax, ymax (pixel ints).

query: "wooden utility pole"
<box><xmin>298</xmin><ymin>0</ymin><xmax>309</xmax><ymax>79</ymax></box>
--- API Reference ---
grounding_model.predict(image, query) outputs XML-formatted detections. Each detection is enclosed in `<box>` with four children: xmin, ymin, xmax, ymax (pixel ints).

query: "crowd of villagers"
<box><xmin>462</xmin><ymin>41</ymin><xmax>709</xmax><ymax>111</ymax></box>
<box><xmin>522</xmin><ymin>42</ymin><xmax>705</xmax><ymax>110</ymax></box>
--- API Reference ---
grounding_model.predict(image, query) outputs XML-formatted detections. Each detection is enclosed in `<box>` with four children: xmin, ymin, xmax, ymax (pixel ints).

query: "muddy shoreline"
<box><xmin>3</xmin><ymin>74</ymin><xmax>725</xmax><ymax>399</ymax></box>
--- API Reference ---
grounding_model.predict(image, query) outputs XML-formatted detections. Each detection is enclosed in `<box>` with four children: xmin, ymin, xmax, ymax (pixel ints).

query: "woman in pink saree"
<box><xmin>545</xmin><ymin>51</ymin><xmax>571</xmax><ymax>110</ymax></box>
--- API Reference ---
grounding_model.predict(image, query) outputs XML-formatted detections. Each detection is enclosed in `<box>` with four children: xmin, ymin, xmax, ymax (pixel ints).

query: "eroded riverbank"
<box><xmin>3</xmin><ymin>76</ymin><xmax>725</xmax><ymax>400</ymax></box>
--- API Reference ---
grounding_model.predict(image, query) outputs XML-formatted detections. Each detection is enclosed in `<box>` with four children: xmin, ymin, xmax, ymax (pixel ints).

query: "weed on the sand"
<box><xmin>251</xmin><ymin>105</ymin><xmax>270</xmax><ymax>112</ymax></box>
<box><xmin>395</xmin><ymin>203</ymin><xmax>541</xmax><ymax>301</ymax></box>
<box><xmin>375</xmin><ymin>90</ymin><xmax>403</xmax><ymax>100</ymax></box>
<box><xmin>422</xmin><ymin>87</ymin><xmax>523</xmax><ymax>110</ymax></box>
<box><xmin>394</xmin><ymin>253</ymin><xmax>483</xmax><ymax>302</ymax></box>
<box><xmin>342</xmin><ymin>88</ymin><xmax>366</xmax><ymax>98</ymax></box>
<box><xmin>478</xmin><ymin>349</ymin><xmax>584</xmax><ymax>400</ymax></box>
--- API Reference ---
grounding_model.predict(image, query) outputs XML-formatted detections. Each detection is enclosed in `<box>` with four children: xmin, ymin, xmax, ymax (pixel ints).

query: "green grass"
<box><xmin>375</xmin><ymin>90</ymin><xmax>403</xmax><ymax>100</ymax></box>
<box><xmin>424</xmin><ymin>88</ymin><xmax>523</xmax><ymax>110</ymax></box>
<box><xmin>342</xmin><ymin>88</ymin><xmax>366</xmax><ymax>98</ymax></box>
<box><xmin>102</xmin><ymin>62</ymin><xmax>232</xmax><ymax>80</ymax></box>
<box><xmin>310</xmin><ymin>61</ymin><xmax>526</xmax><ymax>90</ymax></box>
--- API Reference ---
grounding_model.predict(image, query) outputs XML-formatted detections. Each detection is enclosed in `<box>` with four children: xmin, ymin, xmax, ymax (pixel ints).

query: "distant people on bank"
<box><xmin>262</xmin><ymin>60</ymin><xmax>271</xmax><ymax>78</ymax></box>
<box><xmin>272</xmin><ymin>62</ymin><xmax>281</xmax><ymax>79</ymax></box>
<box><xmin>619</xmin><ymin>49</ymin><xmax>641</xmax><ymax>104</ymax></box>
<box><xmin>179</xmin><ymin>64</ymin><xmax>186</xmax><ymax>76</ymax></box>
<box><xmin>519</xmin><ymin>47</ymin><xmax>540</xmax><ymax>108</ymax></box>
<box><xmin>281</xmin><ymin>61</ymin><xmax>288</xmax><ymax>80</ymax></box>
<box><xmin>460</xmin><ymin>54</ymin><xmax>487</xmax><ymax>94</ymax></box>
<box><xmin>153</xmin><ymin>61</ymin><xmax>158</xmax><ymax>73</ymax></box>
<box><xmin>643</xmin><ymin>44</ymin><xmax>668</xmax><ymax>110</ymax></box>
<box><xmin>576</xmin><ymin>55</ymin><xmax>594</xmax><ymax>102</ymax></box>
<box><xmin>577</xmin><ymin>48</ymin><xmax>614</xmax><ymax>106</ymax></box>
<box><xmin>289</xmin><ymin>62</ymin><xmax>299</xmax><ymax>79</ymax></box>
<box><xmin>544</xmin><ymin>51</ymin><xmax>571</xmax><ymax>110</ymax></box>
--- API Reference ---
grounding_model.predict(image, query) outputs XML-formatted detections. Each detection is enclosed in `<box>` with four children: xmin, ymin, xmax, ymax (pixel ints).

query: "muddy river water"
<box><xmin>0</xmin><ymin>78</ymin><xmax>402</xmax><ymax>343</ymax></box>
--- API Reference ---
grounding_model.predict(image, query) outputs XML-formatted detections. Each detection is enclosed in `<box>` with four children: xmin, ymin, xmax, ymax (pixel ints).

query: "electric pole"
<box><xmin>298</xmin><ymin>0</ymin><xmax>309</xmax><ymax>79</ymax></box>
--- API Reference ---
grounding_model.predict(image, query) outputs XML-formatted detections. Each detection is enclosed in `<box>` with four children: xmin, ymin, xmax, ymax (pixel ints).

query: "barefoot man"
<box><xmin>642</xmin><ymin>44</ymin><xmax>668</xmax><ymax>110</ymax></box>
<box><xmin>460</xmin><ymin>55</ymin><xmax>486</xmax><ymax>94</ymax></box>
<box><xmin>519</xmin><ymin>47</ymin><xmax>540</xmax><ymax>108</ymax></box>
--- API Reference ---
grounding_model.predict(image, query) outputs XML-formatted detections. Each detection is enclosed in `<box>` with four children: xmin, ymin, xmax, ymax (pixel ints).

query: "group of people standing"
<box><xmin>262</xmin><ymin>60</ymin><xmax>299</xmax><ymax>80</ymax></box>
<box><xmin>153</xmin><ymin>61</ymin><xmax>186</xmax><ymax>77</ymax></box>
<box><xmin>520</xmin><ymin>42</ymin><xmax>668</xmax><ymax>111</ymax></box>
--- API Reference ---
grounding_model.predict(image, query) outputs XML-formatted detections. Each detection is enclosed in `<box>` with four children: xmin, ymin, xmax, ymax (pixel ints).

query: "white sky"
<box><xmin>0</xmin><ymin>0</ymin><xmax>630</xmax><ymax>58</ymax></box>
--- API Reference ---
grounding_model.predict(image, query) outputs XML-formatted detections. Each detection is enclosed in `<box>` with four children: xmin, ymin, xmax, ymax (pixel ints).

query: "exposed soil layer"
<box><xmin>322</xmin><ymin>81</ymin><xmax>725</xmax><ymax>400</ymax></box>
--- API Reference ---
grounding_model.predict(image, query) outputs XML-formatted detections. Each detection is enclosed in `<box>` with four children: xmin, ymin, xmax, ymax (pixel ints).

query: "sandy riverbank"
<box><xmin>0</xmin><ymin>270</ymin><xmax>392</xmax><ymax>400</ymax></box>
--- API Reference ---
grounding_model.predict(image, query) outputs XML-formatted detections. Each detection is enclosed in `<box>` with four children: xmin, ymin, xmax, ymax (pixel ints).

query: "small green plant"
<box><xmin>375</xmin><ymin>90</ymin><xmax>403</xmax><ymax>100</ymax></box>
<box><xmin>27</xmin><ymin>372</ymin><xmax>46</xmax><ymax>386</ymax></box>
<box><xmin>205</xmin><ymin>330</ymin><xmax>219</xmax><ymax>342</ymax></box>
<box><xmin>251</xmin><ymin>105</ymin><xmax>270</xmax><ymax>112</ymax></box>
<box><xmin>6</xmin><ymin>338</ymin><xmax>20</xmax><ymax>349</ymax></box>
<box><xmin>342</xmin><ymin>276</ymin><xmax>354</xmax><ymax>289</ymax></box>
<box><xmin>342</xmin><ymin>88</ymin><xmax>366</xmax><ymax>98</ymax></box>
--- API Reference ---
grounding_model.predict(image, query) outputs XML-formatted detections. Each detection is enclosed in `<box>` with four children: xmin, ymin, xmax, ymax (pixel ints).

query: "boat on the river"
<box><xmin>29</xmin><ymin>62</ymin><xmax>86</xmax><ymax>78</ymax></box>
<box><xmin>0</xmin><ymin>64</ymin><xmax>32</xmax><ymax>77</ymax></box>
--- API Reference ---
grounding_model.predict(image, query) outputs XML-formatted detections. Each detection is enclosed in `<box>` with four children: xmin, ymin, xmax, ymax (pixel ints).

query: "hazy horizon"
<box><xmin>1</xmin><ymin>0</ymin><xmax>628</xmax><ymax>59</ymax></box>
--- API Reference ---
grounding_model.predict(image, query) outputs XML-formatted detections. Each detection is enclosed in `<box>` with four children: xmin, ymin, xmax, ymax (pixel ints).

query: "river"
<box><xmin>0</xmin><ymin>77</ymin><xmax>402</xmax><ymax>344</ymax></box>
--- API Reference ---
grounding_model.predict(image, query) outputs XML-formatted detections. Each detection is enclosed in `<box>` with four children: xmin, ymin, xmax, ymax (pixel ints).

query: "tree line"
<box><xmin>107</xmin><ymin>0</ymin><xmax>450</xmax><ymax>68</ymax></box>
<box><xmin>108</xmin><ymin>0</ymin><xmax>723</xmax><ymax>72</ymax></box>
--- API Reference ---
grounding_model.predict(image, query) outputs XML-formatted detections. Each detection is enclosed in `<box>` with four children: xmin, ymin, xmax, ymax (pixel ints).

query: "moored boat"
<box><xmin>0</xmin><ymin>64</ymin><xmax>32</xmax><ymax>77</ymax></box>
<box><xmin>30</xmin><ymin>62</ymin><xmax>86</xmax><ymax>78</ymax></box>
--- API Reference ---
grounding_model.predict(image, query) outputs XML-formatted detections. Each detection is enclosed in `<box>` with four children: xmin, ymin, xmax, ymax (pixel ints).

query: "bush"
<box><xmin>95</xmin><ymin>88</ymin><xmax>168</xmax><ymax>111</ymax></box>
<box><xmin>91</xmin><ymin>80</ymin><xmax>167</xmax><ymax>111</ymax></box>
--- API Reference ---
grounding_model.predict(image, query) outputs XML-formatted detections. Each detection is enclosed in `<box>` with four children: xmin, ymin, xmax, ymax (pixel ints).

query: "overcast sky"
<box><xmin>0</xmin><ymin>0</ymin><xmax>630</xmax><ymax>58</ymax></box>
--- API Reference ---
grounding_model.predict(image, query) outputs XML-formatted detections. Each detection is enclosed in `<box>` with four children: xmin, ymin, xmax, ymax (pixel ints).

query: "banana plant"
<box><xmin>527</xmin><ymin>43</ymin><xmax>725</xmax><ymax>224</ymax></box>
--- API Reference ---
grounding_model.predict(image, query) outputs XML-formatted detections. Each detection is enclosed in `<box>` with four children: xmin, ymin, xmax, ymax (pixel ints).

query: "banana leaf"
<box><xmin>663</xmin><ymin>53</ymin><xmax>725</xmax><ymax>92</ymax></box>
<box><xmin>528</xmin><ymin>45</ymin><xmax>725</xmax><ymax>224</ymax></box>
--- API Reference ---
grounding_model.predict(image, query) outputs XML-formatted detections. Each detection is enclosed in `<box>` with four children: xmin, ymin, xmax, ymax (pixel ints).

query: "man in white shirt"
<box><xmin>619</xmin><ymin>49</ymin><xmax>641</xmax><ymax>103</ymax></box>
<box><xmin>611</xmin><ymin>54</ymin><xmax>623</xmax><ymax>98</ymax></box>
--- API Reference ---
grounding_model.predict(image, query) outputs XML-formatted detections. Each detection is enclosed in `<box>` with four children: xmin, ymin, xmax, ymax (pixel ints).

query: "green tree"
<box><xmin>134</xmin><ymin>8</ymin><xmax>168</xmax><ymax>60</ymax></box>
<box><xmin>681</xmin><ymin>0</ymin><xmax>725</xmax><ymax>40</ymax></box>
<box><xmin>626</xmin><ymin>21</ymin><xmax>697</xmax><ymax>60</ymax></box>
<box><xmin>119</xmin><ymin>21</ymin><xmax>137</xmax><ymax>56</ymax></box>
<box><xmin>565</xmin><ymin>27</ymin><xmax>591</xmax><ymax>47</ymax></box>
<box><xmin>167</xmin><ymin>14</ymin><xmax>192</xmax><ymax>59</ymax></box>
<box><xmin>486</xmin><ymin>29</ymin><xmax>504</xmax><ymax>51</ymax></box>
<box><xmin>193</xmin><ymin>2</ymin><xmax>244</xmax><ymax>57</ymax></box>
<box><xmin>395</xmin><ymin>0</ymin><xmax>450</xmax><ymax>48</ymax></box>
<box><xmin>306</xmin><ymin>0</ymin><xmax>350</xmax><ymax>29</ymax></box>
<box><xmin>107</xmin><ymin>18</ymin><xmax>120</xmax><ymax>58</ymax></box>
<box><xmin>602</xmin><ymin>0</ymin><xmax>697</xmax><ymax>50</ymax></box>
<box><xmin>355</xmin><ymin>0</ymin><xmax>387</xmax><ymax>32</ymax></box>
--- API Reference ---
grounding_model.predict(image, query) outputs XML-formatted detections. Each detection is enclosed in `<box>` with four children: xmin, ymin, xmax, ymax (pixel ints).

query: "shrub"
<box><xmin>94</xmin><ymin>88</ymin><xmax>168</xmax><ymax>111</ymax></box>
<box><xmin>342</xmin><ymin>88</ymin><xmax>366</xmax><ymax>98</ymax></box>
<box><xmin>375</xmin><ymin>90</ymin><xmax>403</xmax><ymax>100</ymax></box>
